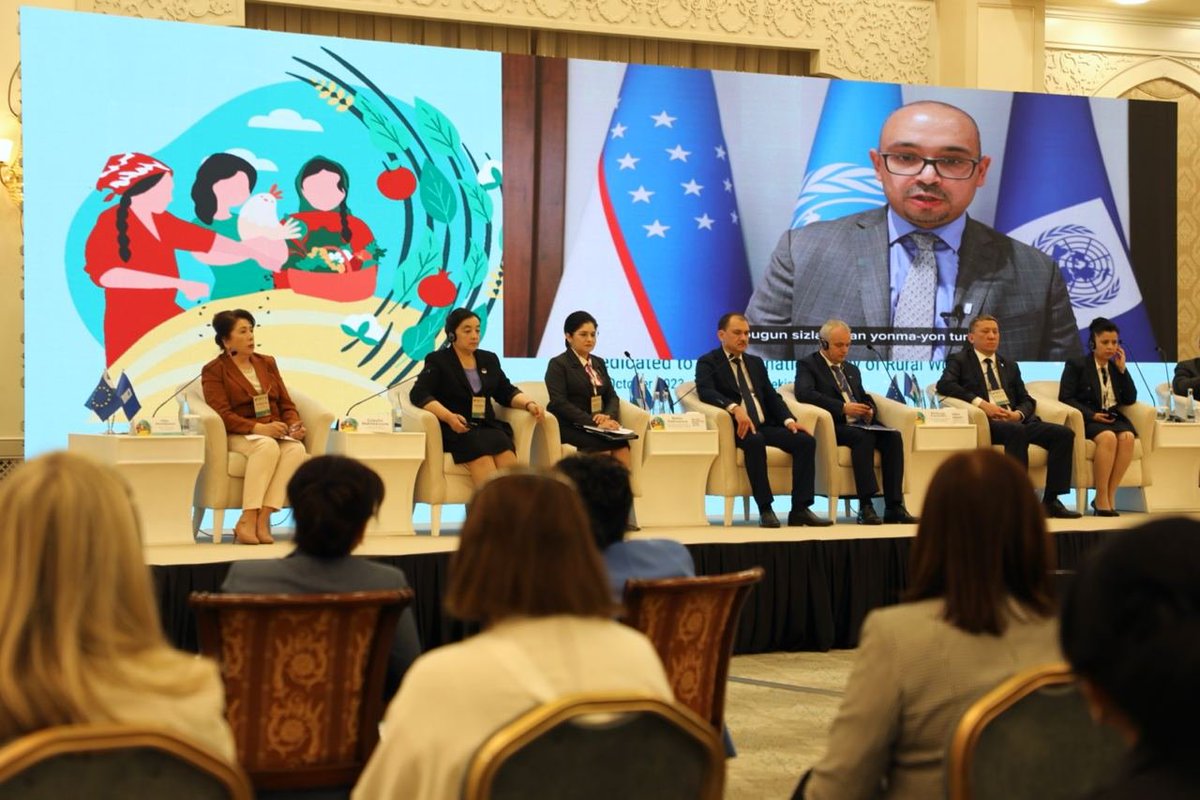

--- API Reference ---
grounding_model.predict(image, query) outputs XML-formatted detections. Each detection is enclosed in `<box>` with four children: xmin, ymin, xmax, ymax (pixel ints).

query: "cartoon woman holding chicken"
<box><xmin>190</xmin><ymin>152</ymin><xmax>299</xmax><ymax>300</ymax></box>
<box><xmin>282</xmin><ymin>156</ymin><xmax>383</xmax><ymax>284</ymax></box>
<box><xmin>83</xmin><ymin>152</ymin><xmax>292</xmax><ymax>365</ymax></box>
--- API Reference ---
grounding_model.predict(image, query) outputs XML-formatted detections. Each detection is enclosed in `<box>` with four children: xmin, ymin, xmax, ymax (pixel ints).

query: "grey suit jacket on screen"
<box><xmin>222</xmin><ymin>551</ymin><xmax>422</xmax><ymax>694</ymax></box>
<box><xmin>746</xmin><ymin>208</ymin><xmax>1081</xmax><ymax>363</ymax></box>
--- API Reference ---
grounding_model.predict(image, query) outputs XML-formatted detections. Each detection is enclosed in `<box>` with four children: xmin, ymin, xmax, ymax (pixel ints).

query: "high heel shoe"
<box><xmin>234</xmin><ymin>514</ymin><xmax>259</xmax><ymax>545</ymax></box>
<box><xmin>256</xmin><ymin>509</ymin><xmax>275</xmax><ymax>544</ymax></box>
<box><xmin>1090</xmin><ymin>500</ymin><xmax>1119</xmax><ymax>518</ymax></box>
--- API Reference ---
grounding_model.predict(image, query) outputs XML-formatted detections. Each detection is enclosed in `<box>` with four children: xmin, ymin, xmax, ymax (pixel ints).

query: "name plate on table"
<box><xmin>340</xmin><ymin>415</ymin><xmax>393</xmax><ymax>433</ymax></box>
<box><xmin>650</xmin><ymin>412</ymin><xmax>707</xmax><ymax>431</ymax></box>
<box><xmin>130</xmin><ymin>417</ymin><xmax>183</xmax><ymax>435</ymax></box>
<box><xmin>920</xmin><ymin>408</ymin><xmax>969</xmax><ymax>426</ymax></box>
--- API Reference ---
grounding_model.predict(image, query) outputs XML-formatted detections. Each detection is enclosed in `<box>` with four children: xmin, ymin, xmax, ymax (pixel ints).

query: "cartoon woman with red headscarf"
<box><xmin>84</xmin><ymin>152</ymin><xmax>285</xmax><ymax>365</ymax></box>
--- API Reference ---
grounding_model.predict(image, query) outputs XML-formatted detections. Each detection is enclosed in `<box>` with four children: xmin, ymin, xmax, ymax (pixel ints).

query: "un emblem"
<box><xmin>791</xmin><ymin>163</ymin><xmax>885</xmax><ymax>228</ymax></box>
<box><xmin>1031</xmin><ymin>224</ymin><xmax>1119</xmax><ymax>309</ymax></box>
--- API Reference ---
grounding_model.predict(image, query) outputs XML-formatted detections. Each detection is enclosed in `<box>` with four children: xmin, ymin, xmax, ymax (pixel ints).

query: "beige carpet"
<box><xmin>723</xmin><ymin>651</ymin><xmax>857</xmax><ymax>799</ymax></box>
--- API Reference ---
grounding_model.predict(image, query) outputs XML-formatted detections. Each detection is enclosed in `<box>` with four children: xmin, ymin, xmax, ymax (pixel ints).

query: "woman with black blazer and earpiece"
<box><xmin>544</xmin><ymin>311</ymin><xmax>631</xmax><ymax>469</ymax></box>
<box><xmin>1058</xmin><ymin>317</ymin><xmax>1138</xmax><ymax>516</ymax></box>
<box><xmin>410</xmin><ymin>308</ymin><xmax>545</xmax><ymax>486</ymax></box>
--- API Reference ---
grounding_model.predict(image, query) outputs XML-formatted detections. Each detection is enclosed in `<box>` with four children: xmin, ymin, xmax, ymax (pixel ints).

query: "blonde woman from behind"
<box><xmin>0</xmin><ymin>452</ymin><xmax>235</xmax><ymax>759</ymax></box>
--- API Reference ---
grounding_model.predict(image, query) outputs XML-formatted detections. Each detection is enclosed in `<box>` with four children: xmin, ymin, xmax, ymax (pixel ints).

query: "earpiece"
<box><xmin>446</xmin><ymin>330</ymin><xmax>456</xmax><ymax>343</ymax></box>
<box><xmin>819</xmin><ymin>338</ymin><xmax>829</xmax><ymax>351</ymax></box>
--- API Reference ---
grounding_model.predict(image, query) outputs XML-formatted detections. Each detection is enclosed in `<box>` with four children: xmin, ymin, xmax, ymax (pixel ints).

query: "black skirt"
<box><xmin>1083</xmin><ymin>411</ymin><xmax>1137</xmax><ymax>440</ymax></box>
<box><xmin>441</xmin><ymin>419</ymin><xmax>515</xmax><ymax>463</ymax></box>
<box><xmin>560</xmin><ymin>423</ymin><xmax>631</xmax><ymax>453</ymax></box>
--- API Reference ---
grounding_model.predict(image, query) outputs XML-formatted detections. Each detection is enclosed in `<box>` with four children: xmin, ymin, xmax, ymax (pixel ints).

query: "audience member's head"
<box><xmin>446</xmin><ymin>470</ymin><xmax>613</xmax><ymax>624</ymax></box>
<box><xmin>1061</xmin><ymin>518</ymin><xmax>1200</xmax><ymax>759</ymax></box>
<box><xmin>0</xmin><ymin>452</ymin><xmax>185</xmax><ymax>738</ymax></box>
<box><xmin>556</xmin><ymin>454</ymin><xmax>633</xmax><ymax>551</ymax></box>
<box><xmin>905</xmin><ymin>449</ymin><xmax>1053</xmax><ymax>635</ymax></box>
<box><xmin>289</xmin><ymin>455</ymin><xmax>384</xmax><ymax>559</ymax></box>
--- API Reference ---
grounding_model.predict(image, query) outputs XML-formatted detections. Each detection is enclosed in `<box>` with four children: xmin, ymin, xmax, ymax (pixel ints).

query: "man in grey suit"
<box><xmin>747</xmin><ymin>100</ymin><xmax>1080</xmax><ymax>363</ymax></box>
<box><xmin>222</xmin><ymin>455</ymin><xmax>422</xmax><ymax>698</ymax></box>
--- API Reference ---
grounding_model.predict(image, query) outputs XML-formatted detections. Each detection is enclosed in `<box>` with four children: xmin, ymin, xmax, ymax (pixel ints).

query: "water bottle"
<box><xmin>1188</xmin><ymin>388</ymin><xmax>1195</xmax><ymax>421</ymax></box>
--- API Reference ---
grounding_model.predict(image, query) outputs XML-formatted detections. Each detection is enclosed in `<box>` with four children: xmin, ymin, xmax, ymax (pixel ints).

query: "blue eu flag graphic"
<box><xmin>84</xmin><ymin>372</ymin><xmax>122</xmax><ymax>421</ymax></box>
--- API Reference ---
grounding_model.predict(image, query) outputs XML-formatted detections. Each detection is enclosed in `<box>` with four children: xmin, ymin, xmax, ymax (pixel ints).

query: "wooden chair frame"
<box><xmin>189</xmin><ymin>589</ymin><xmax>411</xmax><ymax>791</ymax></box>
<box><xmin>462</xmin><ymin>692</ymin><xmax>725</xmax><ymax>800</ymax></box>
<box><xmin>0</xmin><ymin>723</ymin><xmax>253</xmax><ymax>800</ymax></box>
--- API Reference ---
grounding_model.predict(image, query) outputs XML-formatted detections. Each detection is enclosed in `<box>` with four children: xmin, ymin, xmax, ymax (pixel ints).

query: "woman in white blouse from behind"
<box><xmin>353</xmin><ymin>471</ymin><xmax>672</xmax><ymax>800</ymax></box>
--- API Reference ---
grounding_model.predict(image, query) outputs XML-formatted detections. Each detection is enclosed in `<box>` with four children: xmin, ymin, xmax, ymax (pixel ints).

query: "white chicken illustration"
<box><xmin>238</xmin><ymin>184</ymin><xmax>302</xmax><ymax>241</ymax></box>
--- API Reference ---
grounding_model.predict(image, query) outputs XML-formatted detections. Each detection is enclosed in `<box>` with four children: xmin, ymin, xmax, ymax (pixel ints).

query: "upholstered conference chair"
<box><xmin>462</xmin><ymin>693</ymin><xmax>724</xmax><ymax>800</ymax></box>
<box><xmin>516</xmin><ymin>381</ymin><xmax>651</xmax><ymax>496</ymax></box>
<box><xmin>676</xmin><ymin>381</ymin><xmax>821</xmax><ymax>526</ymax></box>
<box><xmin>945</xmin><ymin>663</ymin><xmax>1125</xmax><ymax>800</ymax></box>
<box><xmin>182</xmin><ymin>382</ymin><xmax>333</xmax><ymax>543</ymax></box>
<box><xmin>622</xmin><ymin>568</ymin><xmax>763</xmax><ymax>734</ymax></box>
<box><xmin>189</xmin><ymin>590</ymin><xmax>412</xmax><ymax>794</ymax></box>
<box><xmin>1026</xmin><ymin>380</ymin><xmax>1155</xmax><ymax>513</ymax></box>
<box><xmin>779</xmin><ymin>384</ymin><xmax>917</xmax><ymax>521</ymax></box>
<box><xmin>391</xmin><ymin>385</ymin><xmax>540</xmax><ymax>536</ymax></box>
<box><xmin>0</xmin><ymin>724</ymin><xmax>252</xmax><ymax>800</ymax></box>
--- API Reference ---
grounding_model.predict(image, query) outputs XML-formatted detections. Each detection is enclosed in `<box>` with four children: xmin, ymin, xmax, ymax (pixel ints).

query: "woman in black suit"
<box><xmin>410</xmin><ymin>308</ymin><xmax>544</xmax><ymax>485</ymax></box>
<box><xmin>1058</xmin><ymin>317</ymin><xmax>1137</xmax><ymax>516</ymax></box>
<box><xmin>544</xmin><ymin>311</ymin><xmax>631</xmax><ymax>469</ymax></box>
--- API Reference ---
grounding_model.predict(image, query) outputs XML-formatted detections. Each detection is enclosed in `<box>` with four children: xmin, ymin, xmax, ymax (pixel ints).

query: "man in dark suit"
<box><xmin>795</xmin><ymin>320</ymin><xmax>917</xmax><ymax>525</ymax></box>
<box><xmin>696</xmin><ymin>313</ymin><xmax>831</xmax><ymax>528</ymax></box>
<box><xmin>1172</xmin><ymin>351</ymin><xmax>1200</xmax><ymax>399</ymax></box>
<box><xmin>936</xmin><ymin>314</ymin><xmax>1082</xmax><ymax>519</ymax></box>
<box><xmin>747</xmin><ymin>100</ymin><xmax>1080</xmax><ymax>362</ymax></box>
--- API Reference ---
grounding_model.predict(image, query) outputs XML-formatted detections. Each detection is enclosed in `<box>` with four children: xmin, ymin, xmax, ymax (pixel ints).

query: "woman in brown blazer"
<box><xmin>201</xmin><ymin>308</ymin><xmax>307</xmax><ymax>544</ymax></box>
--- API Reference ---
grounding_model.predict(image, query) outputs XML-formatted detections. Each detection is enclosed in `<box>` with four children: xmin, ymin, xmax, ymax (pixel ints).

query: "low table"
<box><xmin>68</xmin><ymin>433</ymin><xmax>205</xmax><ymax>546</ymax></box>
<box><xmin>1120</xmin><ymin>420</ymin><xmax>1200</xmax><ymax>512</ymax></box>
<box><xmin>327</xmin><ymin>431</ymin><xmax>425</xmax><ymax>534</ymax></box>
<box><xmin>904</xmin><ymin>424</ymin><xmax>978</xmax><ymax>514</ymax></box>
<box><xmin>634</xmin><ymin>429</ymin><xmax>718</xmax><ymax>527</ymax></box>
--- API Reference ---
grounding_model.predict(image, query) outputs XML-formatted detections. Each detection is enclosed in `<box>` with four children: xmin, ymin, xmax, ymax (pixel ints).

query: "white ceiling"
<box><xmin>1048</xmin><ymin>0</ymin><xmax>1200</xmax><ymax>20</ymax></box>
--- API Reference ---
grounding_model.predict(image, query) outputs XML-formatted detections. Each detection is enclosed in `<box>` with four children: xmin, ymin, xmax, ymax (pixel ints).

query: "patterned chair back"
<box><xmin>0</xmin><ymin>723</ymin><xmax>252</xmax><ymax>800</ymax></box>
<box><xmin>189</xmin><ymin>590</ymin><xmax>412</xmax><ymax>792</ymax></box>
<box><xmin>621</xmin><ymin>568</ymin><xmax>763</xmax><ymax>730</ymax></box>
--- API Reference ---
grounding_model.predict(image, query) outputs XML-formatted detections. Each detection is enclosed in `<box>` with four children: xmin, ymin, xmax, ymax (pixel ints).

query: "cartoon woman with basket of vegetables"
<box><xmin>281</xmin><ymin>156</ymin><xmax>383</xmax><ymax>302</ymax></box>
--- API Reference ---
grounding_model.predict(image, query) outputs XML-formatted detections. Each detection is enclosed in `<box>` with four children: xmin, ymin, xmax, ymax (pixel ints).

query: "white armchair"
<box><xmin>676</xmin><ymin>380</ymin><xmax>820</xmax><ymax>526</ymax></box>
<box><xmin>183</xmin><ymin>382</ymin><xmax>333</xmax><ymax>543</ymax></box>
<box><xmin>516</xmin><ymin>382</ymin><xmax>650</xmax><ymax>497</ymax></box>
<box><xmin>780</xmin><ymin>385</ymin><xmax>918</xmax><ymax>520</ymax></box>
<box><xmin>391</xmin><ymin>384</ymin><xmax>539</xmax><ymax>536</ymax></box>
<box><xmin>1027</xmin><ymin>380</ymin><xmax>1154</xmax><ymax>513</ymax></box>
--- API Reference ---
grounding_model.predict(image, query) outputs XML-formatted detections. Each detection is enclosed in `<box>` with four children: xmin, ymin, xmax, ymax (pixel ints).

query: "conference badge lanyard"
<box><xmin>471</xmin><ymin>396</ymin><xmax>487</xmax><ymax>420</ymax></box>
<box><xmin>591</xmin><ymin>394</ymin><xmax>603</xmax><ymax>414</ymax></box>
<box><xmin>988</xmin><ymin>388</ymin><xmax>1011</xmax><ymax>409</ymax></box>
<box><xmin>253</xmin><ymin>393</ymin><xmax>271</xmax><ymax>418</ymax></box>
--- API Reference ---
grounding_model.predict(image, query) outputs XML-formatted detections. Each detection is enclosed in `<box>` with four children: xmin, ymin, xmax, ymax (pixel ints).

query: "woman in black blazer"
<box><xmin>410</xmin><ymin>308</ymin><xmax>544</xmax><ymax>485</ymax></box>
<box><xmin>544</xmin><ymin>311</ymin><xmax>631</xmax><ymax>468</ymax></box>
<box><xmin>1058</xmin><ymin>317</ymin><xmax>1137</xmax><ymax>516</ymax></box>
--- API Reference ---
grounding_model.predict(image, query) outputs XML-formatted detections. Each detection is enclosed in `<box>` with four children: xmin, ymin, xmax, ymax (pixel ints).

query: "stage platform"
<box><xmin>148</xmin><ymin>513</ymin><xmax>1182</xmax><ymax>657</ymax></box>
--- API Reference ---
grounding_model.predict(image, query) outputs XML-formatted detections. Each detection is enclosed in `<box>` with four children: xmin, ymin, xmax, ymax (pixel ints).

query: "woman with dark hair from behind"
<box><xmin>222</xmin><ymin>455</ymin><xmax>421</xmax><ymax>698</ymax></box>
<box><xmin>353</xmin><ymin>471</ymin><xmax>671</xmax><ymax>800</ymax></box>
<box><xmin>1061</xmin><ymin>517</ymin><xmax>1200</xmax><ymax>798</ymax></box>
<box><xmin>796</xmin><ymin>449</ymin><xmax>1060</xmax><ymax>800</ymax></box>
<box><xmin>556</xmin><ymin>453</ymin><xmax>693</xmax><ymax>602</ymax></box>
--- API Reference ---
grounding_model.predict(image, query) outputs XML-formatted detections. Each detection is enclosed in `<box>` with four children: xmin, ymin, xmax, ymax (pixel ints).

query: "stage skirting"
<box><xmin>153</xmin><ymin>530</ymin><xmax>1114</xmax><ymax>656</ymax></box>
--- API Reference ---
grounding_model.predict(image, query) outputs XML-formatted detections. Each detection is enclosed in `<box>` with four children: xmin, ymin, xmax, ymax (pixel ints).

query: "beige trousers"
<box><xmin>227</xmin><ymin>435</ymin><xmax>307</xmax><ymax>510</ymax></box>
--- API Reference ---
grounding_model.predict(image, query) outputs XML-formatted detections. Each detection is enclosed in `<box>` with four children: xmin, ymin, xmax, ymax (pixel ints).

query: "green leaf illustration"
<box><xmin>460</xmin><ymin>179</ymin><xmax>494</xmax><ymax>223</ymax></box>
<box><xmin>416</xmin><ymin>97</ymin><xmax>463</xmax><ymax>159</ymax></box>
<box><xmin>393</xmin><ymin>229</ymin><xmax>440</xmax><ymax>302</ymax></box>
<box><xmin>401</xmin><ymin>307</ymin><xmax>451</xmax><ymax>363</ymax></box>
<box><xmin>358</xmin><ymin>94</ymin><xmax>412</xmax><ymax>154</ymax></box>
<box><xmin>419</xmin><ymin>159</ymin><xmax>458</xmax><ymax>223</ymax></box>
<box><xmin>474</xmin><ymin>303</ymin><xmax>490</xmax><ymax>341</ymax></box>
<box><xmin>454</xmin><ymin>244</ymin><xmax>488</xmax><ymax>307</ymax></box>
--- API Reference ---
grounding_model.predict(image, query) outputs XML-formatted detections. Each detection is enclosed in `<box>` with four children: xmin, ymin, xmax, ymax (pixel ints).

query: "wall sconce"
<box><xmin>0</xmin><ymin>138</ymin><xmax>22</xmax><ymax>208</ymax></box>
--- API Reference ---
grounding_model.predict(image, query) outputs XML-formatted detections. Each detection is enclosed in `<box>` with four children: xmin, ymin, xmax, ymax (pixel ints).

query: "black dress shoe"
<box><xmin>856</xmin><ymin>505</ymin><xmax>883</xmax><ymax>525</ymax></box>
<box><xmin>1090</xmin><ymin>501</ymin><xmax>1120</xmax><ymax>518</ymax></box>
<box><xmin>789</xmin><ymin>508</ymin><xmax>834</xmax><ymax>527</ymax></box>
<box><xmin>1044</xmin><ymin>498</ymin><xmax>1083</xmax><ymax>519</ymax></box>
<box><xmin>883</xmin><ymin>505</ymin><xmax>919</xmax><ymax>524</ymax></box>
<box><xmin>759</xmin><ymin>509</ymin><xmax>781</xmax><ymax>528</ymax></box>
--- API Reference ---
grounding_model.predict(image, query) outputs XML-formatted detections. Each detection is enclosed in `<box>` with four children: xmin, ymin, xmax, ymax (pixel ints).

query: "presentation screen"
<box><xmin>20</xmin><ymin>9</ymin><xmax>1177</xmax><ymax>456</ymax></box>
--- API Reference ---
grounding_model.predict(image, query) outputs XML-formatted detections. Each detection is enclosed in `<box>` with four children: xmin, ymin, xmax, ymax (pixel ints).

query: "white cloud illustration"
<box><xmin>224</xmin><ymin>148</ymin><xmax>278</xmax><ymax>173</ymax></box>
<box><xmin>247</xmin><ymin>108</ymin><xmax>323</xmax><ymax>133</ymax></box>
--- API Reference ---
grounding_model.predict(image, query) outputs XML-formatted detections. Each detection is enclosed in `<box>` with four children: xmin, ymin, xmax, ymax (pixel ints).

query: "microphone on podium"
<box><xmin>342</xmin><ymin>374</ymin><xmax>419</xmax><ymax>426</ymax></box>
<box><xmin>864</xmin><ymin>343</ymin><xmax>904</xmax><ymax>402</ymax></box>
<box><xmin>152</xmin><ymin>374</ymin><xmax>201</xmax><ymax>418</ymax></box>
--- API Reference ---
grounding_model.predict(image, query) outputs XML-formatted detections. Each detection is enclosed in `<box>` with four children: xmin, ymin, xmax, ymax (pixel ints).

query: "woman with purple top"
<box><xmin>410</xmin><ymin>308</ymin><xmax>545</xmax><ymax>486</ymax></box>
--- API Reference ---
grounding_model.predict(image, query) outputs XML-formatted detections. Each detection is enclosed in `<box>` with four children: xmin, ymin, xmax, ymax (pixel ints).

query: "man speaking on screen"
<box><xmin>747</xmin><ymin>100</ymin><xmax>1080</xmax><ymax>362</ymax></box>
